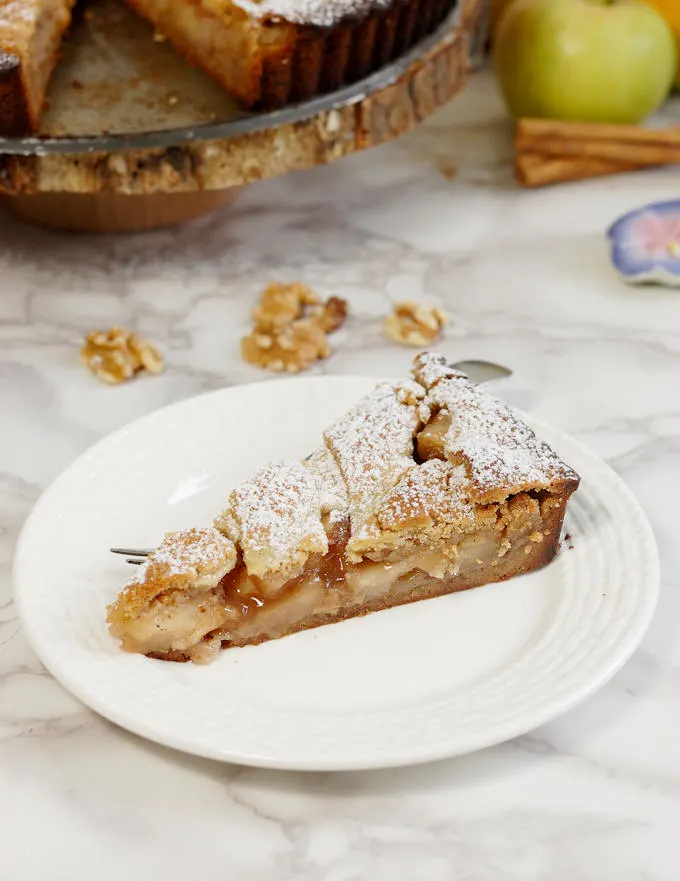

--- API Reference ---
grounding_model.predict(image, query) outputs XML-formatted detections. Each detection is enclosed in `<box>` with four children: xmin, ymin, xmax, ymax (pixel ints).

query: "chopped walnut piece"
<box><xmin>384</xmin><ymin>301</ymin><xmax>448</xmax><ymax>347</ymax></box>
<box><xmin>314</xmin><ymin>296</ymin><xmax>348</xmax><ymax>333</ymax></box>
<box><xmin>242</xmin><ymin>282</ymin><xmax>348</xmax><ymax>373</ymax></box>
<box><xmin>242</xmin><ymin>320</ymin><xmax>330</xmax><ymax>373</ymax></box>
<box><xmin>252</xmin><ymin>282</ymin><xmax>319</xmax><ymax>331</ymax></box>
<box><xmin>81</xmin><ymin>327</ymin><xmax>165</xmax><ymax>385</ymax></box>
<box><xmin>128</xmin><ymin>333</ymin><xmax>165</xmax><ymax>374</ymax></box>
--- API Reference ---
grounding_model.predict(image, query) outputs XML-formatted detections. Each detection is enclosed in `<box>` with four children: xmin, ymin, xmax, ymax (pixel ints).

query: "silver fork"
<box><xmin>110</xmin><ymin>548</ymin><xmax>155</xmax><ymax>564</ymax></box>
<box><xmin>110</xmin><ymin>359</ymin><xmax>512</xmax><ymax>565</ymax></box>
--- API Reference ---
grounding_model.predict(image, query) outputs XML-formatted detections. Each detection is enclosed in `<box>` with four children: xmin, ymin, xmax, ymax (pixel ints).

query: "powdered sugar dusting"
<box><xmin>304</xmin><ymin>447</ymin><xmax>349</xmax><ymax>517</ymax></box>
<box><xmin>121</xmin><ymin>354</ymin><xmax>576</xmax><ymax>602</ymax></box>
<box><xmin>0</xmin><ymin>0</ymin><xmax>39</xmax><ymax>32</ymax></box>
<box><xmin>123</xmin><ymin>527</ymin><xmax>236</xmax><ymax>592</ymax></box>
<box><xmin>230</xmin><ymin>462</ymin><xmax>328</xmax><ymax>577</ymax></box>
<box><xmin>324</xmin><ymin>382</ymin><xmax>421</xmax><ymax>546</ymax></box>
<box><xmin>378</xmin><ymin>459</ymin><xmax>474</xmax><ymax>530</ymax></box>
<box><xmin>412</xmin><ymin>351</ymin><xmax>463</xmax><ymax>390</ymax></box>
<box><xmin>416</xmin><ymin>355</ymin><xmax>578</xmax><ymax>498</ymax></box>
<box><xmin>232</xmin><ymin>0</ymin><xmax>392</xmax><ymax>28</ymax></box>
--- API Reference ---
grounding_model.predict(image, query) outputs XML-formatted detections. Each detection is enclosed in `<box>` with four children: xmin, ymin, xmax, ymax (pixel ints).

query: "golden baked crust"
<box><xmin>412</xmin><ymin>351</ymin><xmax>578</xmax><ymax>502</ymax></box>
<box><xmin>107</xmin><ymin>351</ymin><xmax>580</xmax><ymax>663</ymax></box>
<box><xmin>215</xmin><ymin>462</ymin><xmax>328</xmax><ymax>580</ymax></box>
<box><xmin>106</xmin><ymin>527</ymin><xmax>238</xmax><ymax>660</ymax></box>
<box><xmin>108</xmin><ymin>527</ymin><xmax>236</xmax><ymax>617</ymax></box>
<box><xmin>324</xmin><ymin>380</ymin><xmax>425</xmax><ymax>560</ymax></box>
<box><xmin>124</xmin><ymin>0</ymin><xmax>457</xmax><ymax>110</ymax></box>
<box><xmin>0</xmin><ymin>0</ymin><xmax>76</xmax><ymax>135</ymax></box>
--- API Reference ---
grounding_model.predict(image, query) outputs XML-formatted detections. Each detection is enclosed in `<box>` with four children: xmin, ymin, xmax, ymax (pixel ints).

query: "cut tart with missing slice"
<box><xmin>107</xmin><ymin>352</ymin><xmax>580</xmax><ymax>664</ymax></box>
<box><xmin>0</xmin><ymin>0</ymin><xmax>457</xmax><ymax>135</ymax></box>
<box><xmin>123</xmin><ymin>0</ymin><xmax>457</xmax><ymax>111</ymax></box>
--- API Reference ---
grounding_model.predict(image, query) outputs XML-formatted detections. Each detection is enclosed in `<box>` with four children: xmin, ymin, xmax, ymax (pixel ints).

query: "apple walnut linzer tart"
<box><xmin>107</xmin><ymin>353</ymin><xmax>580</xmax><ymax>664</ymax></box>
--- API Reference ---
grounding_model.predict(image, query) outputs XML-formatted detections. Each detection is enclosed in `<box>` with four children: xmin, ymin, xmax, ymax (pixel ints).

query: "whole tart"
<box><xmin>107</xmin><ymin>352</ymin><xmax>580</xmax><ymax>664</ymax></box>
<box><xmin>124</xmin><ymin>0</ymin><xmax>459</xmax><ymax>109</ymax></box>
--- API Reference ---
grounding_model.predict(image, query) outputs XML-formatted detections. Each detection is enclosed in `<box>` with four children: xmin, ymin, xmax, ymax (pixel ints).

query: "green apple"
<box><xmin>493</xmin><ymin>0</ymin><xmax>678</xmax><ymax>124</ymax></box>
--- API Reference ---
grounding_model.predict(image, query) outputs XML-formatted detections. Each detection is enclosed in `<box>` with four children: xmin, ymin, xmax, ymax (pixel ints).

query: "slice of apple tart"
<box><xmin>107</xmin><ymin>352</ymin><xmax>580</xmax><ymax>663</ymax></box>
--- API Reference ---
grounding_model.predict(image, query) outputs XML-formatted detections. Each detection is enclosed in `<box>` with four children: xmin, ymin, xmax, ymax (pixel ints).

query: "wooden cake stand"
<box><xmin>0</xmin><ymin>0</ymin><xmax>482</xmax><ymax>232</ymax></box>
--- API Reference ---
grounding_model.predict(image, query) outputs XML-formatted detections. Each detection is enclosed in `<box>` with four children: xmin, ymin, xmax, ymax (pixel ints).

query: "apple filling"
<box><xmin>110</xmin><ymin>487</ymin><xmax>559</xmax><ymax>664</ymax></box>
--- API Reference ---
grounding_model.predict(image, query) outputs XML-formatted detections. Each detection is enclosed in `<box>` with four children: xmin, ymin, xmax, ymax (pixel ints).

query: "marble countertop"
<box><xmin>3</xmin><ymin>71</ymin><xmax>680</xmax><ymax>880</ymax></box>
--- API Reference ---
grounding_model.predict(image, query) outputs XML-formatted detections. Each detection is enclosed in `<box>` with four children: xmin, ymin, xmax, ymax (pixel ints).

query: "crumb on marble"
<box><xmin>436</xmin><ymin>159</ymin><xmax>458</xmax><ymax>181</ymax></box>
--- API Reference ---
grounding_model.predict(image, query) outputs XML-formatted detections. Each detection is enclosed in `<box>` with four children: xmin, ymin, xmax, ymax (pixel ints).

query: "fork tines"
<box><xmin>110</xmin><ymin>547</ymin><xmax>153</xmax><ymax>565</ymax></box>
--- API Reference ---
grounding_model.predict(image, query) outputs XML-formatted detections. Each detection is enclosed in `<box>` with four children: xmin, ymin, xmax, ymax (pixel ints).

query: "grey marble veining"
<box><xmin>2</xmin><ymin>71</ymin><xmax>680</xmax><ymax>880</ymax></box>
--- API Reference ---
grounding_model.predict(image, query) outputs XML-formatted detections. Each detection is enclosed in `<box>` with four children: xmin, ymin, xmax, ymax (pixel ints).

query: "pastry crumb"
<box><xmin>80</xmin><ymin>327</ymin><xmax>165</xmax><ymax>385</ymax></box>
<box><xmin>242</xmin><ymin>282</ymin><xmax>348</xmax><ymax>373</ymax></box>
<box><xmin>436</xmin><ymin>159</ymin><xmax>458</xmax><ymax>180</ymax></box>
<box><xmin>384</xmin><ymin>301</ymin><xmax>448</xmax><ymax>347</ymax></box>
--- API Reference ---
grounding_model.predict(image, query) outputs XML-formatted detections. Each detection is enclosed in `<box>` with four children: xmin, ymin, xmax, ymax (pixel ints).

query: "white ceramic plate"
<box><xmin>14</xmin><ymin>377</ymin><xmax>659</xmax><ymax>771</ymax></box>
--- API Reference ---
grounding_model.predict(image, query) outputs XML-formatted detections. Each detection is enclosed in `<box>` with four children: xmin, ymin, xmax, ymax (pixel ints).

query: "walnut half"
<box><xmin>81</xmin><ymin>327</ymin><xmax>165</xmax><ymax>385</ymax></box>
<box><xmin>384</xmin><ymin>301</ymin><xmax>448</xmax><ymax>348</ymax></box>
<box><xmin>242</xmin><ymin>283</ymin><xmax>348</xmax><ymax>373</ymax></box>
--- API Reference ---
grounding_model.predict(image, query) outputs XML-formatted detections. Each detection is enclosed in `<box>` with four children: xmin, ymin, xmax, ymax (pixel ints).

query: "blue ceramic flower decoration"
<box><xmin>607</xmin><ymin>200</ymin><xmax>680</xmax><ymax>287</ymax></box>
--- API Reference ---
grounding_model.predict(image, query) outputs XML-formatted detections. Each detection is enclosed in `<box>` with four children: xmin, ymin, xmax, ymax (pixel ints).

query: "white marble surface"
<box><xmin>2</xmin><ymin>71</ymin><xmax>680</xmax><ymax>879</ymax></box>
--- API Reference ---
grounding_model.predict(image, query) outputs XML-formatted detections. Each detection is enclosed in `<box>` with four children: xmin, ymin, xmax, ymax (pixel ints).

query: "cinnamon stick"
<box><xmin>516</xmin><ymin>151</ymin><xmax>640</xmax><ymax>188</ymax></box>
<box><xmin>514</xmin><ymin>117</ymin><xmax>680</xmax><ymax>188</ymax></box>
<box><xmin>517</xmin><ymin>117</ymin><xmax>680</xmax><ymax>164</ymax></box>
